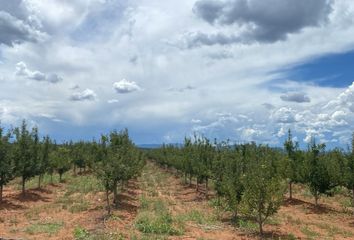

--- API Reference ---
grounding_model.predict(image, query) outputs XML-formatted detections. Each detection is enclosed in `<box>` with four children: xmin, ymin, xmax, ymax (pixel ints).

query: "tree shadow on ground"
<box><xmin>0</xmin><ymin>199</ymin><xmax>25</xmax><ymax>210</ymax></box>
<box><xmin>284</xmin><ymin>197</ymin><xmax>339</xmax><ymax>215</ymax></box>
<box><xmin>14</xmin><ymin>190</ymin><xmax>51</xmax><ymax>203</ymax></box>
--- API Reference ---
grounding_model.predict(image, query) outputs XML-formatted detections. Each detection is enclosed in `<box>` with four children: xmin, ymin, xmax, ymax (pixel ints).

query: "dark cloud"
<box><xmin>182</xmin><ymin>31</ymin><xmax>241</xmax><ymax>48</ymax></box>
<box><xmin>168</xmin><ymin>85</ymin><xmax>196</xmax><ymax>93</ymax></box>
<box><xmin>0</xmin><ymin>1</ymin><xmax>44</xmax><ymax>46</ymax></box>
<box><xmin>193</xmin><ymin>0</ymin><xmax>333</xmax><ymax>44</ymax></box>
<box><xmin>280</xmin><ymin>92</ymin><xmax>311</xmax><ymax>103</ymax></box>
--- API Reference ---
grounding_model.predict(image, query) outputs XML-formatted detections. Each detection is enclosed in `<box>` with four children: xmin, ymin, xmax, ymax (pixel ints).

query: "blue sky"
<box><xmin>1</xmin><ymin>0</ymin><xmax>354</xmax><ymax>147</ymax></box>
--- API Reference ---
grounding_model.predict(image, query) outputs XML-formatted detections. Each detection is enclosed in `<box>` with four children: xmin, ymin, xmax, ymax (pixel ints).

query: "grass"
<box><xmin>65</xmin><ymin>174</ymin><xmax>104</xmax><ymax>195</ymax></box>
<box><xmin>236</xmin><ymin>218</ymin><xmax>259</xmax><ymax>232</ymax></box>
<box><xmin>176</xmin><ymin>209</ymin><xmax>217</xmax><ymax>225</ymax></box>
<box><xmin>135</xmin><ymin>164</ymin><xmax>184</xmax><ymax>237</ymax></box>
<box><xmin>69</xmin><ymin>198</ymin><xmax>90</xmax><ymax>213</ymax></box>
<box><xmin>135</xmin><ymin>198</ymin><xmax>184</xmax><ymax>236</ymax></box>
<box><xmin>73</xmin><ymin>227</ymin><xmax>91</xmax><ymax>240</ymax></box>
<box><xmin>301</xmin><ymin>226</ymin><xmax>320</xmax><ymax>240</ymax></box>
<box><xmin>135</xmin><ymin>211</ymin><xmax>183</xmax><ymax>235</ymax></box>
<box><xmin>12</xmin><ymin>173</ymin><xmax>66</xmax><ymax>190</ymax></box>
<box><xmin>316</xmin><ymin>222</ymin><xmax>353</xmax><ymax>238</ymax></box>
<box><xmin>73</xmin><ymin>226</ymin><xmax>125</xmax><ymax>240</ymax></box>
<box><xmin>25</xmin><ymin>221</ymin><xmax>64</xmax><ymax>235</ymax></box>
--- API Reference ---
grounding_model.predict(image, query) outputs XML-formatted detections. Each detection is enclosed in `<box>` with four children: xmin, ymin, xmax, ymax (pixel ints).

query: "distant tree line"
<box><xmin>146</xmin><ymin>130</ymin><xmax>354</xmax><ymax>236</ymax></box>
<box><xmin>0</xmin><ymin>120</ymin><xmax>145</xmax><ymax>214</ymax></box>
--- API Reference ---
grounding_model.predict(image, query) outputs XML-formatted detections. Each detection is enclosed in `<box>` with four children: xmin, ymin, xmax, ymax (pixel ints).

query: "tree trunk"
<box><xmin>113</xmin><ymin>181</ymin><xmax>119</xmax><ymax>208</ymax></box>
<box><xmin>259</xmin><ymin>221</ymin><xmax>264</xmax><ymax>238</ymax></box>
<box><xmin>38</xmin><ymin>175</ymin><xmax>42</xmax><ymax>189</ymax></box>
<box><xmin>50</xmin><ymin>173</ymin><xmax>53</xmax><ymax>184</ymax></box>
<box><xmin>352</xmin><ymin>187</ymin><xmax>354</xmax><ymax>206</ymax></box>
<box><xmin>289</xmin><ymin>182</ymin><xmax>292</xmax><ymax>200</ymax></box>
<box><xmin>22</xmin><ymin>176</ymin><xmax>26</xmax><ymax>197</ymax></box>
<box><xmin>314</xmin><ymin>192</ymin><xmax>319</xmax><ymax>207</ymax></box>
<box><xmin>0</xmin><ymin>184</ymin><xmax>3</xmax><ymax>202</ymax></box>
<box><xmin>205</xmin><ymin>178</ymin><xmax>209</xmax><ymax>199</ymax></box>
<box><xmin>106</xmin><ymin>188</ymin><xmax>111</xmax><ymax>215</ymax></box>
<box><xmin>59</xmin><ymin>173</ymin><xmax>63</xmax><ymax>182</ymax></box>
<box><xmin>233</xmin><ymin>206</ymin><xmax>238</xmax><ymax>220</ymax></box>
<box><xmin>196</xmin><ymin>178</ymin><xmax>199</xmax><ymax>192</ymax></box>
<box><xmin>74</xmin><ymin>165</ymin><xmax>77</xmax><ymax>176</ymax></box>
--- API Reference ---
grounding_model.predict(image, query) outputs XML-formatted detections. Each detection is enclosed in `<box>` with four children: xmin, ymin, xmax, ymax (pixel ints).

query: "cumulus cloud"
<box><xmin>280</xmin><ymin>92</ymin><xmax>311</xmax><ymax>103</ymax></box>
<box><xmin>113</xmin><ymin>79</ymin><xmax>142</xmax><ymax>94</ymax></box>
<box><xmin>70</xmin><ymin>89</ymin><xmax>97</xmax><ymax>101</ymax></box>
<box><xmin>325</xmin><ymin>82</ymin><xmax>354</xmax><ymax>112</ymax></box>
<box><xmin>15</xmin><ymin>62</ymin><xmax>63</xmax><ymax>83</ymax></box>
<box><xmin>192</xmin><ymin>0</ymin><xmax>333</xmax><ymax>45</ymax></box>
<box><xmin>271</xmin><ymin>107</ymin><xmax>297</xmax><ymax>123</ymax></box>
<box><xmin>191</xmin><ymin>118</ymin><xmax>202</xmax><ymax>124</ymax></box>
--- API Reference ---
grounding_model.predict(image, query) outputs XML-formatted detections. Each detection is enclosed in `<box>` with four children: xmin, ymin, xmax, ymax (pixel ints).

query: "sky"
<box><xmin>1</xmin><ymin>0</ymin><xmax>354</xmax><ymax>147</ymax></box>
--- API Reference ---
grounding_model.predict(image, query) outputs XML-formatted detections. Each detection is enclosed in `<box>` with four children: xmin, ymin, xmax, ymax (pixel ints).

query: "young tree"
<box><xmin>241</xmin><ymin>147</ymin><xmax>286</xmax><ymax>236</ymax></box>
<box><xmin>95</xmin><ymin>135</ymin><xmax>113</xmax><ymax>215</ymax></box>
<box><xmin>222</xmin><ymin>145</ymin><xmax>244</xmax><ymax>219</ymax></box>
<box><xmin>306</xmin><ymin>139</ymin><xmax>334</xmax><ymax>206</ymax></box>
<box><xmin>13</xmin><ymin>120</ymin><xmax>40</xmax><ymax>196</ymax></box>
<box><xmin>0</xmin><ymin>125</ymin><xmax>13</xmax><ymax>202</ymax></box>
<box><xmin>95</xmin><ymin>130</ymin><xmax>144</xmax><ymax>212</ymax></box>
<box><xmin>346</xmin><ymin>133</ymin><xmax>354</xmax><ymax>204</ymax></box>
<box><xmin>50</xmin><ymin>145</ymin><xmax>71</xmax><ymax>182</ymax></box>
<box><xmin>284</xmin><ymin>129</ymin><xmax>299</xmax><ymax>200</ymax></box>
<box><xmin>37</xmin><ymin>136</ymin><xmax>51</xmax><ymax>188</ymax></box>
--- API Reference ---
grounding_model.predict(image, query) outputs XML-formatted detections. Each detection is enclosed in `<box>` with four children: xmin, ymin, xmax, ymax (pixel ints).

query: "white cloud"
<box><xmin>15</xmin><ymin>62</ymin><xmax>62</xmax><ymax>83</ymax></box>
<box><xmin>70</xmin><ymin>89</ymin><xmax>97</xmax><ymax>101</ymax></box>
<box><xmin>191</xmin><ymin>118</ymin><xmax>202</xmax><ymax>124</ymax></box>
<box><xmin>113</xmin><ymin>79</ymin><xmax>142</xmax><ymax>94</ymax></box>
<box><xmin>271</xmin><ymin>107</ymin><xmax>297</xmax><ymax>123</ymax></box>
<box><xmin>1</xmin><ymin>0</ymin><xmax>354</xmax><ymax>145</ymax></box>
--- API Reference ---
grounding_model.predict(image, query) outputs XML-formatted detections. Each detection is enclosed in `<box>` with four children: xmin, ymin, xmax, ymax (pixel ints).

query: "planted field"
<box><xmin>1</xmin><ymin>162</ymin><xmax>353</xmax><ymax>239</ymax></box>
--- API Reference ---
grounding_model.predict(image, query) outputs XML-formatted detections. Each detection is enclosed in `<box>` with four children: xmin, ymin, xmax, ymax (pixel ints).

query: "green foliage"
<box><xmin>73</xmin><ymin>226</ymin><xmax>91</xmax><ymax>240</ymax></box>
<box><xmin>0</xmin><ymin>123</ymin><xmax>13</xmax><ymax>201</ymax></box>
<box><xmin>306</xmin><ymin>139</ymin><xmax>338</xmax><ymax>205</ymax></box>
<box><xmin>13</xmin><ymin>120</ymin><xmax>41</xmax><ymax>194</ymax></box>
<box><xmin>50</xmin><ymin>145</ymin><xmax>71</xmax><ymax>182</ymax></box>
<box><xmin>240</xmin><ymin>147</ymin><xmax>286</xmax><ymax>235</ymax></box>
<box><xmin>345</xmin><ymin>133</ymin><xmax>354</xmax><ymax>204</ymax></box>
<box><xmin>94</xmin><ymin>129</ymin><xmax>145</xmax><ymax>212</ymax></box>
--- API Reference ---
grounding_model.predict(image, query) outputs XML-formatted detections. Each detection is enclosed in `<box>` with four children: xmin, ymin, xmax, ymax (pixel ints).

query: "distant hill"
<box><xmin>137</xmin><ymin>144</ymin><xmax>163</xmax><ymax>149</ymax></box>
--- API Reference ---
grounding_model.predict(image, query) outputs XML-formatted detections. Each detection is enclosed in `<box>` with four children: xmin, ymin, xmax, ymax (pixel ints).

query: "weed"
<box><xmin>236</xmin><ymin>218</ymin><xmax>258</xmax><ymax>232</ymax></box>
<box><xmin>25</xmin><ymin>221</ymin><xmax>63</xmax><ymax>235</ymax></box>
<box><xmin>69</xmin><ymin>199</ymin><xmax>90</xmax><ymax>213</ymax></box>
<box><xmin>66</xmin><ymin>175</ymin><xmax>104</xmax><ymax>195</ymax></box>
<box><xmin>73</xmin><ymin>227</ymin><xmax>91</xmax><ymax>240</ymax></box>
<box><xmin>135</xmin><ymin>211</ymin><xmax>183</xmax><ymax>235</ymax></box>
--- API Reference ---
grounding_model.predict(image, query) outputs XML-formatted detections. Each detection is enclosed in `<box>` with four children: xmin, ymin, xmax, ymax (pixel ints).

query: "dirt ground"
<box><xmin>0</xmin><ymin>163</ymin><xmax>354</xmax><ymax>239</ymax></box>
